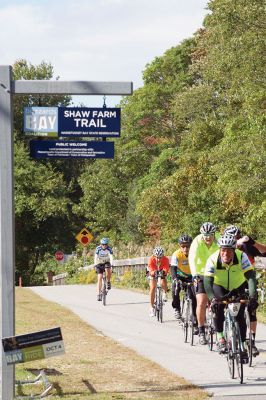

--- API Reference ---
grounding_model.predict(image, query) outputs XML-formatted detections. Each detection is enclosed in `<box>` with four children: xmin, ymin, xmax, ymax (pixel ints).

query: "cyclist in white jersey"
<box><xmin>94</xmin><ymin>238</ymin><xmax>114</xmax><ymax>301</ymax></box>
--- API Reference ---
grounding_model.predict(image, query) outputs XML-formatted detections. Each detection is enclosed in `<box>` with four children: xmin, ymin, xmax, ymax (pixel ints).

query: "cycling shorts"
<box><xmin>248</xmin><ymin>304</ymin><xmax>257</xmax><ymax>322</ymax></box>
<box><xmin>95</xmin><ymin>262</ymin><xmax>112</xmax><ymax>274</ymax></box>
<box><xmin>194</xmin><ymin>276</ymin><xmax>206</xmax><ymax>294</ymax></box>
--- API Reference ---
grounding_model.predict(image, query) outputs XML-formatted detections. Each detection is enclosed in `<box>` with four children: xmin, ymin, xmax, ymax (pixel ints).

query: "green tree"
<box><xmin>13</xmin><ymin>60</ymin><xmax>83</xmax><ymax>284</ymax></box>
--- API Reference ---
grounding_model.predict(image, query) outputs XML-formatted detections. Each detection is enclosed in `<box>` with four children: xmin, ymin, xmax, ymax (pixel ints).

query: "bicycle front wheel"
<box><xmin>182</xmin><ymin>300</ymin><xmax>189</xmax><ymax>342</ymax></box>
<box><xmin>226</xmin><ymin>338</ymin><xmax>235</xmax><ymax>379</ymax></box>
<box><xmin>187</xmin><ymin>301</ymin><xmax>194</xmax><ymax>346</ymax></box>
<box><xmin>180</xmin><ymin>291</ymin><xmax>185</xmax><ymax>316</ymax></box>
<box><xmin>158</xmin><ymin>288</ymin><xmax>163</xmax><ymax>323</ymax></box>
<box><xmin>156</xmin><ymin>288</ymin><xmax>160</xmax><ymax>322</ymax></box>
<box><xmin>102</xmin><ymin>282</ymin><xmax>107</xmax><ymax>306</ymax></box>
<box><xmin>205</xmin><ymin>307</ymin><xmax>214</xmax><ymax>351</ymax></box>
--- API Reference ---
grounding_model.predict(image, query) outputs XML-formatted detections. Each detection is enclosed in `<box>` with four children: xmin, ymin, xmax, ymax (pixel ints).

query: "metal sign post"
<box><xmin>0</xmin><ymin>65</ymin><xmax>15</xmax><ymax>400</ymax></box>
<box><xmin>0</xmin><ymin>64</ymin><xmax>133</xmax><ymax>400</ymax></box>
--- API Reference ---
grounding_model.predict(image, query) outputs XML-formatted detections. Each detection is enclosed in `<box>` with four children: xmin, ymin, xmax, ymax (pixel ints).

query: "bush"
<box><xmin>33</xmin><ymin>254</ymin><xmax>65</xmax><ymax>285</ymax></box>
<box><xmin>78</xmin><ymin>269</ymin><xmax>98</xmax><ymax>284</ymax></box>
<box><xmin>113</xmin><ymin>270</ymin><xmax>149</xmax><ymax>291</ymax></box>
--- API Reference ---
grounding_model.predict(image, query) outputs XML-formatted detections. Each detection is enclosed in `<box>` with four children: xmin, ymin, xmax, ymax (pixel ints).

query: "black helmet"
<box><xmin>178</xmin><ymin>234</ymin><xmax>192</xmax><ymax>245</ymax></box>
<box><xmin>224</xmin><ymin>225</ymin><xmax>241</xmax><ymax>237</ymax></box>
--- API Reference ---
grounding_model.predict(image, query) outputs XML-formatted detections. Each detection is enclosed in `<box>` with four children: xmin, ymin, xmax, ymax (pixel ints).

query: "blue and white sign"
<box><xmin>24</xmin><ymin>107</ymin><xmax>58</xmax><ymax>137</ymax></box>
<box><xmin>24</xmin><ymin>107</ymin><xmax>121</xmax><ymax>138</ymax></box>
<box><xmin>30</xmin><ymin>140</ymin><xmax>114</xmax><ymax>159</ymax></box>
<box><xmin>58</xmin><ymin>107</ymin><xmax>120</xmax><ymax>137</ymax></box>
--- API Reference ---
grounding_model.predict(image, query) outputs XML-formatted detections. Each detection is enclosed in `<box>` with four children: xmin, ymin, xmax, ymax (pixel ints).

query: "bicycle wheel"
<box><xmin>156</xmin><ymin>288</ymin><xmax>160</xmax><ymax>322</ymax></box>
<box><xmin>182</xmin><ymin>300</ymin><xmax>189</xmax><ymax>343</ymax></box>
<box><xmin>226</xmin><ymin>338</ymin><xmax>235</xmax><ymax>379</ymax></box>
<box><xmin>235</xmin><ymin>324</ymin><xmax>244</xmax><ymax>384</ymax></box>
<box><xmin>245</xmin><ymin>308</ymin><xmax>253</xmax><ymax>367</ymax></box>
<box><xmin>180</xmin><ymin>286</ymin><xmax>185</xmax><ymax>316</ymax></box>
<box><xmin>158</xmin><ymin>288</ymin><xmax>163</xmax><ymax>323</ymax></box>
<box><xmin>187</xmin><ymin>301</ymin><xmax>194</xmax><ymax>346</ymax></box>
<box><xmin>102</xmin><ymin>280</ymin><xmax>107</xmax><ymax>306</ymax></box>
<box><xmin>205</xmin><ymin>307</ymin><xmax>214</xmax><ymax>351</ymax></box>
<box><xmin>224</xmin><ymin>318</ymin><xmax>235</xmax><ymax>379</ymax></box>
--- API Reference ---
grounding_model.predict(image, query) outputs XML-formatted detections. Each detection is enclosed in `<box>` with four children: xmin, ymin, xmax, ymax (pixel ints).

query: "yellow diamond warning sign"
<box><xmin>76</xmin><ymin>228</ymin><xmax>94</xmax><ymax>246</ymax></box>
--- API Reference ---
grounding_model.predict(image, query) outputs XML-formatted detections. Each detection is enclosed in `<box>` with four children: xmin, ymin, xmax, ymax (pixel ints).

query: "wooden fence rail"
<box><xmin>52</xmin><ymin>256</ymin><xmax>266</xmax><ymax>286</ymax></box>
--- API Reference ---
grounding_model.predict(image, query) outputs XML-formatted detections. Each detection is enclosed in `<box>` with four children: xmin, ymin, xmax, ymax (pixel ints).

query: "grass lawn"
<box><xmin>15</xmin><ymin>288</ymin><xmax>208</xmax><ymax>400</ymax></box>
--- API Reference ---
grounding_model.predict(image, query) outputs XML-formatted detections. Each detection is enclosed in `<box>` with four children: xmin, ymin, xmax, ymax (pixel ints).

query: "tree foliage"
<box><xmin>13</xmin><ymin>0</ymin><xmax>266</xmax><ymax>285</ymax></box>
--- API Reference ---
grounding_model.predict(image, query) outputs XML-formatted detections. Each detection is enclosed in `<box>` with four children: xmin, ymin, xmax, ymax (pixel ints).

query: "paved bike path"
<box><xmin>31</xmin><ymin>285</ymin><xmax>266</xmax><ymax>398</ymax></box>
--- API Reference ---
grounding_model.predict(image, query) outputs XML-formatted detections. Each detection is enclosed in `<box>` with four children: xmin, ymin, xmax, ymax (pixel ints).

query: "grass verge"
<box><xmin>15</xmin><ymin>288</ymin><xmax>208</xmax><ymax>399</ymax></box>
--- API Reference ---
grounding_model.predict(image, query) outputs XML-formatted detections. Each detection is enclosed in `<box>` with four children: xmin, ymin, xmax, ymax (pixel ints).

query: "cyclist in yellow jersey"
<box><xmin>204</xmin><ymin>234</ymin><xmax>257</xmax><ymax>360</ymax></box>
<box><xmin>188</xmin><ymin>222</ymin><xmax>220</xmax><ymax>344</ymax></box>
<box><xmin>171</xmin><ymin>234</ymin><xmax>196</xmax><ymax>322</ymax></box>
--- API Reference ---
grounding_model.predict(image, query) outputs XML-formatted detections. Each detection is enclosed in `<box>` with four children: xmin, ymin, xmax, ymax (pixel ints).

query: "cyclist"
<box><xmin>188</xmin><ymin>222</ymin><xmax>220</xmax><ymax>344</ymax></box>
<box><xmin>148</xmin><ymin>246</ymin><xmax>170</xmax><ymax>317</ymax></box>
<box><xmin>224</xmin><ymin>225</ymin><xmax>266</xmax><ymax>264</ymax></box>
<box><xmin>204</xmin><ymin>234</ymin><xmax>257</xmax><ymax>361</ymax></box>
<box><xmin>94</xmin><ymin>238</ymin><xmax>114</xmax><ymax>301</ymax></box>
<box><xmin>171</xmin><ymin>234</ymin><xmax>196</xmax><ymax>323</ymax></box>
<box><xmin>224</xmin><ymin>225</ymin><xmax>265</xmax><ymax>356</ymax></box>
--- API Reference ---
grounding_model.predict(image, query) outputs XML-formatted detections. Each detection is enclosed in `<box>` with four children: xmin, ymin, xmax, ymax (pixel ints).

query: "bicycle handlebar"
<box><xmin>155</xmin><ymin>270</ymin><xmax>166</xmax><ymax>278</ymax></box>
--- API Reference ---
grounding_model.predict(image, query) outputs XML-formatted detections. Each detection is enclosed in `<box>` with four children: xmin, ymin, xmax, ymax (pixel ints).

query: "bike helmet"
<box><xmin>224</xmin><ymin>225</ymin><xmax>241</xmax><ymax>237</ymax></box>
<box><xmin>218</xmin><ymin>234</ymin><xmax>237</xmax><ymax>249</ymax></box>
<box><xmin>153</xmin><ymin>246</ymin><xmax>164</xmax><ymax>257</ymax></box>
<box><xmin>200</xmin><ymin>222</ymin><xmax>216</xmax><ymax>235</ymax></box>
<box><xmin>100</xmin><ymin>237</ymin><xmax>109</xmax><ymax>245</ymax></box>
<box><xmin>178</xmin><ymin>234</ymin><xmax>192</xmax><ymax>244</ymax></box>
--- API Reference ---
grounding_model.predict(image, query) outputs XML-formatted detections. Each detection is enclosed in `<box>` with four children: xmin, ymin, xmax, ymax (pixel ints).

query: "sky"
<box><xmin>0</xmin><ymin>0</ymin><xmax>209</xmax><ymax>107</ymax></box>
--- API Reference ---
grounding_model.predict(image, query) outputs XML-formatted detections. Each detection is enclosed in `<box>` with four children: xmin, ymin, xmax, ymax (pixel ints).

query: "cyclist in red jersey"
<box><xmin>148</xmin><ymin>246</ymin><xmax>170</xmax><ymax>317</ymax></box>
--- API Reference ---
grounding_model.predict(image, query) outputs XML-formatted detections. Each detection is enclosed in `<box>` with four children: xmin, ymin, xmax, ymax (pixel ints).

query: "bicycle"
<box><xmin>222</xmin><ymin>294</ymin><xmax>249</xmax><ymax>384</ymax></box>
<box><xmin>154</xmin><ymin>270</ymin><xmax>165</xmax><ymax>323</ymax></box>
<box><xmin>205</xmin><ymin>303</ymin><xmax>216</xmax><ymax>351</ymax></box>
<box><xmin>101</xmin><ymin>270</ymin><xmax>108</xmax><ymax>306</ymax></box>
<box><xmin>181</xmin><ymin>282</ymin><xmax>195</xmax><ymax>345</ymax></box>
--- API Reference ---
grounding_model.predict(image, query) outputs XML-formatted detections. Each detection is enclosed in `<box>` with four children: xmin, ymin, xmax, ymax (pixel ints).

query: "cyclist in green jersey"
<box><xmin>188</xmin><ymin>222</ymin><xmax>220</xmax><ymax>345</ymax></box>
<box><xmin>204</xmin><ymin>234</ymin><xmax>257</xmax><ymax>359</ymax></box>
<box><xmin>224</xmin><ymin>225</ymin><xmax>263</xmax><ymax>356</ymax></box>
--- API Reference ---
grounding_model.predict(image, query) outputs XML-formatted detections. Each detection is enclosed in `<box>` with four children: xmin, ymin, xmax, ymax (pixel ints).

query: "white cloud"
<box><xmin>1</xmin><ymin>0</ymin><xmax>208</xmax><ymax>106</ymax></box>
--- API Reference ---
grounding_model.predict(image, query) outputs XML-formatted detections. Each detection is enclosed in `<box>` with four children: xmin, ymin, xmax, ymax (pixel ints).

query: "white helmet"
<box><xmin>218</xmin><ymin>234</ymin><xmax>237</xmax><ymax>249</ymax></box>
<box><xmin>200</xmin><ymin>222</ymin><xmax>216</xmax><ymax>235</ymax></box>
<box><xmin>153</xmin><ymin>246</ymin><xmax>164</xmax><ymax>257</ymax></box>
